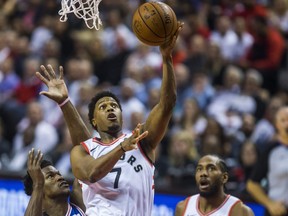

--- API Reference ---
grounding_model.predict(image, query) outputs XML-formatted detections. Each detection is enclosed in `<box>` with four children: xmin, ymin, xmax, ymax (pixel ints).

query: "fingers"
<box><xmin>173</xmin><ymin>21</ymin><xmax>184</xmax><ymax>39</ymax></box>
<box><xmin>40</xmin><ymin>65</ymin><xmax>53</xmax><ymax>81</ymax></box>
<box><xmin>47</xmin><ymin>64</ymin><xmax>57</xmax><ymax>79</ymax></box>
<box><xmin>35</xmin><ymin>71</ymin><xmax>49</xmax><ymax>86</ymax></box>
<box><xmin>34</xmin><ymin>149</ymin><xmax>43</xmax><ymax>166</ymax></box>
<box><xmin>27</xmin><ymin>148</ymin><xmax>34</xmax><ymax>167</ymax></box>
<box><xmin>27</xmin><ymin>148</ymin><xmax>43</xmax><ymax>167</ymax></box>
<box><xmin>133</xmin><ymin>123</ymin><xmax>148</xmax><ymax>144</ymax></box>
<box><xmin>59</xmin><ymin>66</ymin><xmax>64</xmax><ymax>80</ymax></box>
<box><xmin>38</xmin><ymin>64</ymin><xmax>64</xmax><ymax>81</ymax></box>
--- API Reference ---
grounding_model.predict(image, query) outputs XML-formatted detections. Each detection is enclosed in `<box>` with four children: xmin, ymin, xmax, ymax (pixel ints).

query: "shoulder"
<box><xmin>230</xmin><ymin>201</ymin><xmax>254</xmax><ymax>216</ymax></box>
<box><xmin>175</xmin><ymin>196</ymin><xmax>194</xmax><ymax>216</ymax></box>
<box><xmin>69</xmin><ymin>202</ymin><xmax>86</xmax><ymax>215</ymax></box>
<box><xmin>175</xmin><ymin>200</ymin><xmax>186</xmax><ymax>216</ymax></box>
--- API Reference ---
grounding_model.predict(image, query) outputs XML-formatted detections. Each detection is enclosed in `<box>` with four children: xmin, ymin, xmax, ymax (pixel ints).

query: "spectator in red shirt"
<box><xmin>238</xmin><ymin>15</ymin><xmax>285</xmax><ymax>94</ymax></box>
<box><xmin>232</xmin><ymin>0</ymin><xmax>268</xmax><ymax>32</ymax></box>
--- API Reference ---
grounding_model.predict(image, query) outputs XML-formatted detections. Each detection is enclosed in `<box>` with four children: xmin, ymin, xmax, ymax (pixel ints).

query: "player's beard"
<box><xmin>108</xmin><ymin>124</ymin><xmax>121</xmax><ymax>132</ymax></box>
<box><xmin>199</xmin><ymin>179</ymin><xmax>222</xmax><ymax>198</ymax></box>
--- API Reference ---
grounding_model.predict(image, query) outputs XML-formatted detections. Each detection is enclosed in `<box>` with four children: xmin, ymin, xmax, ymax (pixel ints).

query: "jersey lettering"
<box><xmin>120</xmin><ymin>153</ymin><xmax>125</xmax><ymax>160</ymax></box>
<box><xmin>134</xmin><ymin>164</ymin><xmax>143</xmax><ymax>172</ymax></box>
<box><xmin>127</xmin><ymin>155</ymin><xmax>136</xmax><ymax>165</ymax></box>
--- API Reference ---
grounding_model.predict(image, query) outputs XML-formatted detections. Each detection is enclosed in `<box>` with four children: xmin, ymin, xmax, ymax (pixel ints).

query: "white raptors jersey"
<box><xmin>79</xmin><ymin>133</ymin><xmax>155</xmax><ymax>216</ymax></box>
<box><xmin>182</xmin><ymin>194</ymin><xmax>241</xmax><ymax>216</ymax></box>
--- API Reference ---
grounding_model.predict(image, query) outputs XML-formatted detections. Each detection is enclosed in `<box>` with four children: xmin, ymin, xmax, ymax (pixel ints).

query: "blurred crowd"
<box><xmin>0</xmin><ymin>0</ymin><xmax>288</xmax><ymax>198</ymax></box>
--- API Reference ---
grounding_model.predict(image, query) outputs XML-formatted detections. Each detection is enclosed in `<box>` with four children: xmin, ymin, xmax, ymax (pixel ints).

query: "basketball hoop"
<box><xmin>58</xmin><ymin>0</ymin><xmax>103</xmax><ymax>30</ymax></box>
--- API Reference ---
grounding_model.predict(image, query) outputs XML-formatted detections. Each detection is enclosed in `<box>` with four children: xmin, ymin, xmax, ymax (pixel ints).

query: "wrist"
<box><xmin>120</xmin><ymin>143</ymin><xmax>126</xmax><ymax>152</ymax></box>
<box><xmin>58</xmin><ymin>97</ymin><xmax>70</xmax><ymax>107</ymax></box>
<box><xmin>33</xmin><ymin>183</ymin><xmax>44</xmax><ymax>190</ymax></box>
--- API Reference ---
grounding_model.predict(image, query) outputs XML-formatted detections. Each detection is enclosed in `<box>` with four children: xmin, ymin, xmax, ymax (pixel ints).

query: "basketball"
<box><xmin>132</xmin><ymin>1</ymin><xmax>178</xmax><ymax>46</ymax></box>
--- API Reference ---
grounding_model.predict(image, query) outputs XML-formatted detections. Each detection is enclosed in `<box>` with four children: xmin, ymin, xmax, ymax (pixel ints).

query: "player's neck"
<box><xmin>99</xmin><ymin>131</ymin><xmax>124</xmax><ymax>143</ymax></box>
<box><xmin>199</xmin><ymin>193</ymin><xmax>227</xmax><ymax>213</ymax></box>
<box><xmin>43</xmin><ymin>199</ymin><xmax>69</xmax><ymax>216</ymax></box>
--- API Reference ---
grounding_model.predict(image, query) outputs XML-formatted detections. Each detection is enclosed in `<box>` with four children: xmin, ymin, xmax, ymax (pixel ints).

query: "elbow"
<box><xmin>88</xmin><ymin>168</ymin><xmax>105</xmax><ymax>183</ymax></box>
<box><xmin>88</xmin><ymin>170</ymin><xmax>99</xmax><ymax>183</ymax></box>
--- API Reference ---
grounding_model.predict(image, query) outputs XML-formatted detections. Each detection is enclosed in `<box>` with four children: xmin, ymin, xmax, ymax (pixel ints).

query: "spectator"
<box><xmin>8</xmin><ymin>101</ymin><xmax>58</xmax><ymax>171</ymax></box>
<box><xmin>239</xmin><ymin>14</ymin><xmax>285</xmax><ymax>94</ymax></box>
<box><xmin>231</xmin><ymin>16</ymin><xmax>254</xmax><ymax>62</ymax></box>
<box><xmin>0</xmin><ymin>56</ymin><xmax>20</xmax><ymax>104</ymax></box>
<box><xmin>239</xmin><ymin>140</ymin><xmax>259</xmax><ymax>185</ymax></box>
<box><xmin>250</xmin><ymin>96</ymin><xmax>284</xmax><ymax>148</ymax></box>
<box><xmin>171</xmin><ymin>97</ymin><xmax>207</xmax><ymax>140</ymax></box>
<box><xmin>242</xmin><ymin>69</ymin><xmax>269</xmax><ymax>121</ymax></box>
<box><xmin>247</xmin><ymin>106</ymin><xmax>288</xmax><ymax>216</ymax></box>
<box><xmin>0</xmin><ymin>118</ymin><xmax>11</xmax><ymax>169</ymax></box>
<box><xmin>158</xmin><ymin>131</ymin><xmax>199</xmax><ymax>191</ymax></box>
<box><xmin>183</xmin><ymin>34</ymin><xmax>208</xmax><ymax>75</ymax></box>
<box><xmin>268</xmin><ymin>0</ymin><xmax>288</xmax><ymax>38</ymax></box>
<box><xmin>115</xmin><ymin>78</ymin><xmax>146</xmax><ymax>131</ymax></box>
<box><xmin>209</xmin><ymin>15</ymin><xmax>238</xmax><ymax>61</ymax></box>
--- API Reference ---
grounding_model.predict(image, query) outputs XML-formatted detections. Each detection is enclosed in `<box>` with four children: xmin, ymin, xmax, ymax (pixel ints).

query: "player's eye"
<box><xmin>208</xmin><ymin>166</ymin><xmax>215</xmax><ymax>171</ymax></box>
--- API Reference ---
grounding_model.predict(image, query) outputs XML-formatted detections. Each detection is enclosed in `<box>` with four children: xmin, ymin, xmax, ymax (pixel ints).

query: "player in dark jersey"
<box><xmin>23</xmin><ymin>148</ymin><xmax>86</xmax><ymax>216</ymax></box>
<box><xmin>175</xmin><ymin>155</ymin><xmax>254</xmax><ymax>216</ymax></box>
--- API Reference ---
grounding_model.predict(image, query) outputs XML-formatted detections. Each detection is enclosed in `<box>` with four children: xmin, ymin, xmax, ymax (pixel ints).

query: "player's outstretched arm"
<box><xmin>24</xmin><ymin>149</ymin><xmax>44</xmax><ymax>216</ymax></box>
<box><xmin>36</xmin><ymin>65</ymin><xmax>91</xmax><ymax>146</ymax></box>
<box><xmin>141</xmin><ymin>22</ymin><xmax>184</xmax><ymax>163</ymax></box>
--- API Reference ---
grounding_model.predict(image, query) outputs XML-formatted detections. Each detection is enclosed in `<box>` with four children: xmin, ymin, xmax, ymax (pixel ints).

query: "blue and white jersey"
<box><xmin>66</xmin><ymin>203</ymin><xmax>86</xmax><ymax>216</ymax></box>
<box><xmin>80</xmin><ymin>133</ymin><xmax>155</xmax><ymax>216</ymax></box>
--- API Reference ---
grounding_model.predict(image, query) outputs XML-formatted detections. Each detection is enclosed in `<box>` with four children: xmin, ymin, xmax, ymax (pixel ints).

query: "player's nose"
<box><xmin>56</xmin><ymin>174</ymin><xmax>65</xmax><ymax>182</ymax></box>
<box><xmin>199</xmin><ymin>169</ymin><xmax>208</xmax><ymax>177</ymax></box>
<box><xmin>107</xmin><ymin>105</ymin><xmax>115</xmax><ymax>112</ymax></box>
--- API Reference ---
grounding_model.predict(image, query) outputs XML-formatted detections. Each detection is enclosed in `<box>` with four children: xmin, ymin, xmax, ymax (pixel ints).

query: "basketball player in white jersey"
<box><xmin>175</xmin><ymin>155</ymin><xmax>254</xmax><ymax>216</ymax></box>
<box><xmin>35</xmin><ymin>22</ymin><xmax>184</xmax><ymax>215</ymax></box>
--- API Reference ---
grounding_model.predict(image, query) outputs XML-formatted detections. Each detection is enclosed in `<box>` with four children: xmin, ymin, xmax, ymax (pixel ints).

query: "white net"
<box><xmin>59</xmin><ymin>0</ymin><xmax>103</xmax><ymax>30</ymax></box>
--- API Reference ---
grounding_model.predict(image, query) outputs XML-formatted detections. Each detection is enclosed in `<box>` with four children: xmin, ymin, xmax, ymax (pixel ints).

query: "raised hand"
<box><xmin>160</xmin><ymin>21</ymin><xmax>184</xmax><ymax>58</ymax></box>
<box><xmin>120</xmin><ymin>124</ymin><xmax>148</xmax><ymax>152</ymax></box>
<box><xmin>35</xmin><ymin>65</ymin><xmax>68</xmax><ymax>104</ymax></box>
<box><xmin>27</xmin><ymin>149</ymin><xmax>44</xmax><ymax>188</ymax></box>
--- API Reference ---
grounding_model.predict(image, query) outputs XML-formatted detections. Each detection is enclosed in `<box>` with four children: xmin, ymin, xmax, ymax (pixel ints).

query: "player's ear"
<box><xmin>92</xmin><ymin>119</ymin><xmax>97</xmax><ymax>127</ymax></box>
<box><xmin>222</xmin><ymin>172</ymin><xmax>229</xmax><ymax>184</ymax></box>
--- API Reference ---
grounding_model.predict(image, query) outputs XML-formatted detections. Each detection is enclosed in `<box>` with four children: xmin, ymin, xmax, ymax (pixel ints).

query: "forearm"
<box><xmin>70</xmin><ymin>179</ymin><xmax>85</xmax><ymax>212</ymax></box>
<box><xmin>60</xmin><ymin>101</ymin><xmax>91</xmax><ymax>146</ymax></box>
<box><xmin>141</xmin><ymin>56</ymin><xmax>176</xmax><ymax>153</ymax></box>
<box><xmin>71</xmin><ymin>145</ymin><xmax>125</xmax><ymax>183</ymax></box>
<box><xmin>24</xmin><ymin>187</ymin><xmax>43</xmax><ymax>216</ymax></box>
<box><xmin>246</xmin><ymin>180</ymin><xmax>272</xmax><ymax>208</ymax></box>
<box><xmin>160</xmin><ymin>56</ymin><xmax>177</xmax><ymax>109</ymax></box>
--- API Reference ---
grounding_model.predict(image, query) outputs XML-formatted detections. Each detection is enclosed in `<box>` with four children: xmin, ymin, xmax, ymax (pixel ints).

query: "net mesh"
<box><xmin>59</xmin><ymin>0</ymin><xmax>103</xmax><ymax>30</ymax></box>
